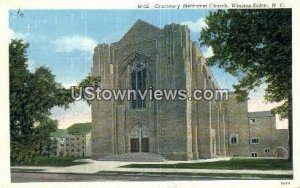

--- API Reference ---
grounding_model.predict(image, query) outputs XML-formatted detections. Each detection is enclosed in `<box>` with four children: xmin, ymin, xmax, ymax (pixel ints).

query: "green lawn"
<box><xmin>97</xmin><ymin>171</ymin><xmax>292</xmax><ymax>179</ymax></box>
<box><xmin>17</xmin><ymin>156</ymin><xmax>89</xmax><ymax>167</ymax></box>
<box><xmin>121</xmin><ymin>158</ymin><xmax>292</xmax><ymax>170</ymax></box>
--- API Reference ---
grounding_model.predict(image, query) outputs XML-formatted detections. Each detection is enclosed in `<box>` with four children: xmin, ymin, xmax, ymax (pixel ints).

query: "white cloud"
<box><xmin>181</xmin><ymin>17</ymin><xmax>207</xmax><ymax>32</ymax></box>
<box><xmin>9</xmin><ymin>28</ymin><xmax>30</xmax><ymax>40</ymax></box>
<box><xmin>53</xmin><ymin>35</ymin><xmax>97</xmax><ymax>54</ymax></box>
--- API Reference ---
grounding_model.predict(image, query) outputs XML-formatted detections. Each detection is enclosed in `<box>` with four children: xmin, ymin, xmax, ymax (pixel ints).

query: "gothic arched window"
<box><xmin>131</xmin><ymin>61</ymin><xmax>147</xmax><ymax>109</ymax></box>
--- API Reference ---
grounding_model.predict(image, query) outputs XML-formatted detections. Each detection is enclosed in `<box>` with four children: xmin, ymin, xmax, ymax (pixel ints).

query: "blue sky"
<box><xmin>9</xmin><ymin>9</ymin><xmax>237</xmax><ymax>88</ymax></box>
<box><xmin>9</xmin><ymin>9</ymin><xmax>286</xmax><ymax>129</ymax></box>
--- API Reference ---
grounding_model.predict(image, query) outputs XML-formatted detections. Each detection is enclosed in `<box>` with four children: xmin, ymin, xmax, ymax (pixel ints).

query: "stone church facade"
<box><xmin>91</xmin><ymin>20</ymin><xmax>289</xmax><ymax>160</ymax></box>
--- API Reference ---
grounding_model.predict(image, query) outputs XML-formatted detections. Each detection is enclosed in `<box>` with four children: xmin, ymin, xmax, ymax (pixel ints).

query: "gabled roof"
<box><xmin>119</xmin><ymin>19</ymin><xmax>161</xmax><ymax>44</ymax></box>
<box><xmin>248</xmin><ymin>111</ymin><xmax>274</xmax><ymax>117</ymax></box>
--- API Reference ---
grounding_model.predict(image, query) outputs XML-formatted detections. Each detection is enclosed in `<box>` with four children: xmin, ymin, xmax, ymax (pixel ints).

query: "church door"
<box><xmin>129</xmin><ymin>124</ymin><xmax>150</xmax><ymax>153</ymax></box>
<box><xmin>130</xmin><ymin>138</ymin><xmax>139</xmax><ymax>152</ymax></box>
<box><xmin>142</xmin><ymin>138</ymin><xmax>149</xmax><ymax>152</ymax></box>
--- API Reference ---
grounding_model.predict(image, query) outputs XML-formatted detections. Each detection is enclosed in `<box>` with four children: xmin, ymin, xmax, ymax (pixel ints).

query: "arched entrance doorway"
<box><xmin>273</xmin><ymin>146</ymin><xmax>288</xmax><ymax>158</ymax></box>
<box><xmin>129</xmin><ymin>124</ymin><xmax>150</xmax><ymax>153</ymax></box>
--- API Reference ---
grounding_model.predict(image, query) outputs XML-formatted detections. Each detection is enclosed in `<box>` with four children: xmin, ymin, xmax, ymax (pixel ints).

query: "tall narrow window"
<box><xmin>230</xmin><ymin>134</ymin><xmax>238</xmax><ymax>145</ymax></box>
<box><xmin>131</xmin><ymin>62</ymin><xmax>147</xmax><ymax>109</ymax></box>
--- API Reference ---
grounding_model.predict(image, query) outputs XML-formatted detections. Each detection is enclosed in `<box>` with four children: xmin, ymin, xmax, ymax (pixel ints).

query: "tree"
<box><xmin>9</xmin><ymin>39</ymin><xmax>72</xmax><ymax>164</ymax></box>
<box><xmin>10</xmin><ymin>39</ymin><xmax>101</xmax><ymax>164</ymax></box>
<box><xmin>76</xmin><ymin>74</ymin><xmax>101</xmax><ymax>105</ymax></box>
<box><xmin>200</xmin><ymin>9</ymin><xmax>292</xmax><ymax>161</ymax></box>
<box><xmin>33</xmin><ymin>117</ymin><xmax>58</xmax><ymax>156</ymax></box>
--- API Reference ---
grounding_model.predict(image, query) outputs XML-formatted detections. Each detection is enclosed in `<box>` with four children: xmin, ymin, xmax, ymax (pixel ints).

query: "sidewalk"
<box><xmin>11</xmin><ymin>158</ymin><xmax>293</xmax><ymax>175</ymax></box>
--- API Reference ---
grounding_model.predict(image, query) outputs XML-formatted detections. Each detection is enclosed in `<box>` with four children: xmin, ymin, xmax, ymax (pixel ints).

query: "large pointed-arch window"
<box><xmin>131</xmin><ymin>61</ymin><xmax>147</xmax><ymax>109</ymax></box>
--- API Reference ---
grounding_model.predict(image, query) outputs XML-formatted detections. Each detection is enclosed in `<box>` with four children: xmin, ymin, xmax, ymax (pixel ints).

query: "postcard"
<box><xmin>0</xmin><ymin>0</ymin><xmax>299</xmax><ymax>187</ymax></box>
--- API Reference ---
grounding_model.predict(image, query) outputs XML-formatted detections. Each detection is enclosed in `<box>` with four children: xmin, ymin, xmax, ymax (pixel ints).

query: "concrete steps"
<box><xmin>98</xmin><ymin>152</ymin><xmax>166</xmax><ymax>162</ymax></box>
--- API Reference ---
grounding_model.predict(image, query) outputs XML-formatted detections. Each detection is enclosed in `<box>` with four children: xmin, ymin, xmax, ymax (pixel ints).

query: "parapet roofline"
<box><xmin>248</xmin><ymin>111</ymin><xmax>274</xmax><ymax>117</ymax></box>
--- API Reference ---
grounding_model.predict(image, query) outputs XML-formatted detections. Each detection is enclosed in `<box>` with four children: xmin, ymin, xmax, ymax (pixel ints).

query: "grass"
<box><xmin>121</xmin><ymin>158</ymin><xmax>293</xmax><ymax>170</ymax></box>
<box><xmin>97</xmin><ymin>171</ymin><xmax>293</xmax><ymax>179</ymax></box>
<box><xmin>18</xmin><ymin>156</ymin><xmax>89</xmax><ymax>167</ymax></box>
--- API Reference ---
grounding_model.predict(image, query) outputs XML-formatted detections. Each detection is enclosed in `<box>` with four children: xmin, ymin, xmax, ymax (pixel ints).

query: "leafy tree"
<box><xmin>32</xmin><ymin>118</ymin><xmax>58</xmax><ymax>156</ymax></box>
<box><xmin>200</xmin><ymin>9</ymin><xmax>292</xmax><ymax>161</ymax></box>
<box><xmin>10</xmin><ymin>39</ymin><xmax>101</xmax><ymax>164</ymax></box>
<box><xmin>9</xmin><ymin>39</ymin><xmax>72</xmax><ymax>164</ymax></box>
<box><xmin>79</xmin><ymin>74</ymin><xmax>101</xmax><ymax>89</ymax></box>
<box><xmin>72</xmin><ymin>74</ymin><xmax>101</xmax><ymax>105</ymax></box>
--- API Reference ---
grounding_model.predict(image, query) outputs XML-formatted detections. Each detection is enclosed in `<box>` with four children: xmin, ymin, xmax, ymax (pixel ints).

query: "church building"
<box><xmin>90</xmin><ymin>20</ymin><xmax>288</xmax><ymax>160</ymax></box>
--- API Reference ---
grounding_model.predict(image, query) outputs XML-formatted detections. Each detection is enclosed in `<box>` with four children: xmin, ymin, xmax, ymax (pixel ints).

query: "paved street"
<box><xmin>11</xmin><ymin>172</ymin><xmax>263</xmax><ymax>182</ymax></box>
<box><xmin>11</xmin><ymin>158</ymin><xmax>292</xmax><ymax>175</ymax></box>
<box><xmin>12</xmin><ymin>172</ymin><xmax>182</xmax><ymax>182</ymax></box>
<box><xmin>10</xmin><ymin>158</ymin><xmax>293</xmax><ymax>182</ymax></box>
